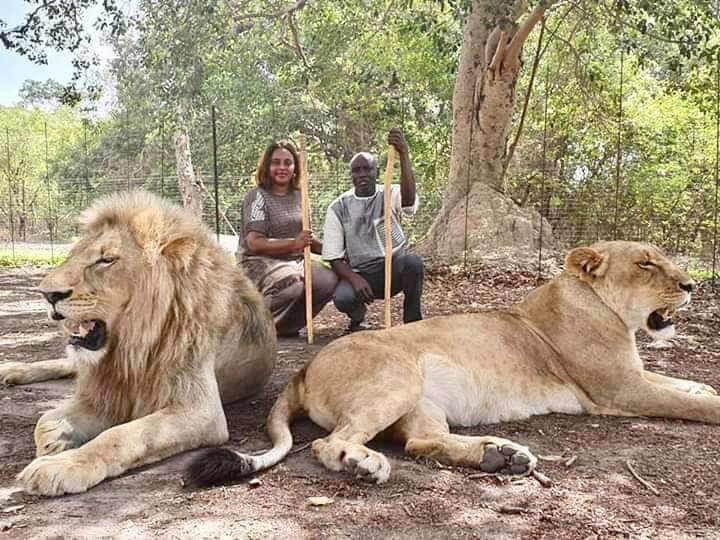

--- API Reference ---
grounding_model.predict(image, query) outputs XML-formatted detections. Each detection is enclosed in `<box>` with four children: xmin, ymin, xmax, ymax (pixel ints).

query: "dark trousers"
<box><xmin>333</xmin><ymin>253</ymin><xmax>424</xmax><ymax>324</ymax></box>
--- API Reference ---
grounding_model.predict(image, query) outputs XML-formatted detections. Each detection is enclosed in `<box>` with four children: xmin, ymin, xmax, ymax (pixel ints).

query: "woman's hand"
<box><xmin>246</xmin><ymin>230</ymin><xmax>312</xmax><ymax>257</ymax></box>
<box><xmin>293</xmin><ymin>230</ymin><xmax>313</xmax><ymax>252</ymax></box>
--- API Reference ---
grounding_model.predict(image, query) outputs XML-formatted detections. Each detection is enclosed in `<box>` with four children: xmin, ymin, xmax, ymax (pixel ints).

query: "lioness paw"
<box><xmin>0</xmin><ymin>362</ymin><xmax>33</xmax><ymax>385</ymax></box>
<box><xmin>312</xmin><ymin>439</ymin><xmax>391</xmax><ymax>484</ymax></box>
<box><xmin>342</xmin><ymin>446</ymin><xmax>391</xmax><ymax>484</ymax></box>
<box><xmin>480</xmin><ymin>443</ymin><xmax>537</xmax><ymax>476</ymax></box>
<box><xmin>18</xmin><ymin>450</ymin><xmax>107</xmax><ymax>496</ymax></box>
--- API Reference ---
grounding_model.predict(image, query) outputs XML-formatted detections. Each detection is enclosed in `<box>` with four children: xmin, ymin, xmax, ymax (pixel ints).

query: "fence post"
<box><xmin>126</xmin><ymin>109</ymin><xmax>131</xmax><ymax>190</ymax></box>
<box><xmin>612</xmin><ymin>40</ymin><xmax>625</xmax><ymax>240</ymax></box>
<box><xmin>84</xmin><ymin>120</ymin><xmax>90</xmax><ymax>208</ymax></box>
<box><xmin>211</xmin><ymin>105</ymin><xmax>220</xmax><ymax>241</ymax></box>
<box><xmin>44</xmin><ymin>121</ymin><xmax>54</xmax><ymax>264</ymax></box>
<box><xmin>160</xmin><ymin>116</ymin><xmax>165</xmax><ymax>197</ymax></box>
<box><xmin>5</xmin><ymin>127</ymin><xmax>15</xmax><ymax>262</ymax></box>
<box><xmin>712</xmin><ymin>47</ymin><xmax>719</xmax><ymax>282</ymax></box>
<box><xmin>537</xmin><ymin>65</ymin><xmax>549</xmax><ymax>283</ymax></box>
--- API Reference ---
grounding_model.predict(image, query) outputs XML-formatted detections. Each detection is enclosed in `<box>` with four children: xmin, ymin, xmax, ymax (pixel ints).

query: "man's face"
<box><xmin>350</xmin><ymin>154</ymin><xmax>377</xmax><ymax>197</ymax></box>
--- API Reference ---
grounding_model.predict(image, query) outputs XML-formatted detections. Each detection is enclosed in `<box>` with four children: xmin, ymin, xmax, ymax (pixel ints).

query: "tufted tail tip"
<box><xmin>183</xmin><ymin>447</ymin><xmax>256</xmax><ymax>488</ymax></box>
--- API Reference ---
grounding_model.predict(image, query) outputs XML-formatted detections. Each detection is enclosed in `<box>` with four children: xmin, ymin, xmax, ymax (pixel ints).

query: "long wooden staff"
<box><xmin>383</xmin><ymin>146</ymin><xmax>397</xmax><ymax>329</ymax></box>
<box><xmin>299</xmin><ymin>136</ymin><xmax>314</xmax><ymax>344</ymax></box>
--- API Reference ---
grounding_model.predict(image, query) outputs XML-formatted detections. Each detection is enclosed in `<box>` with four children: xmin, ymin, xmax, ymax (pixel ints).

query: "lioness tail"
<box><xmin>183</xmin><ymin>369</ymin><xmax>306</xmax><ymax>488</ymax></box>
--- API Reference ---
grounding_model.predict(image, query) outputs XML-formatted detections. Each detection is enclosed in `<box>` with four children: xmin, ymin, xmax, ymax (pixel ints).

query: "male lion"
<box><xmin>0</xmin><ymin>191</ymin><xmax>276</xmax><ymax>496</ymax></box>
<box><xmin>186</xmin><ymin>241</ymin><xmax>719</xmax><ymax>487</ymax></box>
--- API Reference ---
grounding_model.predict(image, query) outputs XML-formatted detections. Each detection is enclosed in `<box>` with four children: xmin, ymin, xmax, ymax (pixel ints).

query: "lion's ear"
<box><xmin>129</xmin><ymin>208</ymin><xmax>164</xmax><ymax>251</ymax></box>
<box><xmin>161</xmin><ymin>237</ymin><xmax>197</xmax><ymax>265</ymax></box>
<box><xmin>130</xmin><ymin>208</ymin><xmax>196</xmax><ymax>265</ymax></box>
<box><xmin>565</xmin><ymin>247</ymin><xmax>608</xmax><ymax>279</ymax></box>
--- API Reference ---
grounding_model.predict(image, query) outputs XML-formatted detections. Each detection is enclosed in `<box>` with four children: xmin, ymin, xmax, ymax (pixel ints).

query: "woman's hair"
<box><xmin>255</xmin><ymin>140</ymin><xmax>302</xmax><ymax>191</ymax></box>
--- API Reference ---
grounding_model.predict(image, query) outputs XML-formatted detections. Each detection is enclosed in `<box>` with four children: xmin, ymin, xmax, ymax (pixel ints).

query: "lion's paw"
<box><xmin>18</xmin><ymin>449</ymin><xmax>107</xmax><ymax>496</ymax></box>
<box><xmin>35</xmin><ymin>417</ymin><xmax>80</xmax><ymax>457</ymax></box>
<box><xmin>480</xmin><ymin>442</ymin><xmax>537</xmax><ymax>476</ymax></box>
<box><xmin>0</xmin><ymin>362</ymin><xmax>33</xmax><ymax>386</ymax></box>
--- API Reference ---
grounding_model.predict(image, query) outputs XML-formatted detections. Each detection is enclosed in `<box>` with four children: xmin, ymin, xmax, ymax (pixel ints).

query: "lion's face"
<box><xmin>565</xmin><ymin>241</ymin><xmax>695</xmax><ymax>340</ymax></box>
<box><xmin>38</xmin><ymin>226</ymin><xmax>144</xmax><ymax>354</ymax></box>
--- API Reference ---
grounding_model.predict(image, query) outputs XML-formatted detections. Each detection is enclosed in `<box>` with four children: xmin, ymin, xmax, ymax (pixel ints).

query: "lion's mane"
<box><xmin>72</xmin><ymin>191</ymin><xmax>273</xmax><ymax>422</ymax></box>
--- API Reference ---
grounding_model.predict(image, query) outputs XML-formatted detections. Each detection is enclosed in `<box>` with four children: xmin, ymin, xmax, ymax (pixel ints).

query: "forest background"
<box><xmin>0</xmin><ymin>0</ymin><xmax>719</xmax><ymax>275</ymax></box>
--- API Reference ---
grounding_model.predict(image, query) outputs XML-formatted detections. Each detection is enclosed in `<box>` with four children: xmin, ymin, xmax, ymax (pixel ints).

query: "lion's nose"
<box><xmin>41</xmin><ymin>289</ymin><xmax>72</xmax><ymax>305</ymax></box>
<box><xmin>679</xmin><ymin>281</ymin><xmax>694</xmax><ymax>293</ymax></box>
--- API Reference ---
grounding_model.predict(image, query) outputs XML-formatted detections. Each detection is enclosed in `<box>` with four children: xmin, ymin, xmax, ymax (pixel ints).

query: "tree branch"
<box><xmin>286</xmin><ymin>12</ymin><xmax>311</xmax><ymax>71</ymax></box>
<box><xmin>506</xmin><ymin>16</ymin><xmax>545</xmax><ymax>168</ymax></box>
<box><xmin>505</xmin><ymin>1</ymin><xmax>555</xmax><ymax>71</ymax></box>
<box><xmin>230</xmin><ymin>0</ymin><xmax>309</xmax><ymax>22</ymax></box>
<box><xmin>0</xmin><ymin>0</ymin><xmax>59</xmax><ymax>45</ymax></box>
<box><xmin>538</xmin><ymin>1</ymin><xmax>580</xmax><ymax>61</ymax></box>
<box><xmin>488</xmin><ymin>30</ymin><xmax>508</xmax><ymax>78</ymax></box>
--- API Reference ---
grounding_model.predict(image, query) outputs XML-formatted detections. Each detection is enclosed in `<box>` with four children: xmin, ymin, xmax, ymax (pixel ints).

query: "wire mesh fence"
<box><xmin>0</xmin><ymin>115</ymin><xmax>718</xmax><ymax>279</ymax></box>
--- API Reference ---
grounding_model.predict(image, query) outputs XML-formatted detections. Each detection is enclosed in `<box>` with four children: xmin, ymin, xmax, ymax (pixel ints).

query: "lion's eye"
<box><xmin>637</xmin><ymin>261</ymin><xmax>655</xmax><ymax>270</ymax></box>
<box><xmin>96</xmin><ymin>256</ymin><xmax>118</xmax><ymax>266</ymax></box>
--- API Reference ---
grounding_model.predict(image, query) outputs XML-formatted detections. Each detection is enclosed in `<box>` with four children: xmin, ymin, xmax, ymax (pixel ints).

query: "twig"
<box><xmin>466</xmin><ymin>472</ymin><xmax>495</xmax><ymax>480</ymax></box>
<box><xmin>401</xmin><ymin>504</ymin><xmax>413</xmax><ymax>517</ymax></box>
<box><xmin>531</xmin><ymin>469</ymin><xmax>553</xmax><ymax>488</ymax></box>
<box><xmin>625</xmin><ymin>459</ymin><xmax>660</xmax><ymax>496</ymax></box>
<box><xmin>564</xmin><ymin>455</ymin><xmax>578</xmax><ymax>467</ymax></box>
<box><xmin>498</xmin><ymin>505</ymin><xmax>528</xmax><ymax>514</ymax></box>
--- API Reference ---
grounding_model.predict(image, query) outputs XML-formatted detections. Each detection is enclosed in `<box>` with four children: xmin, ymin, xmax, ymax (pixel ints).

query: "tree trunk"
<box><xmin>421</xmin><ymin>0</ymin><xmax>554</xmax><ymax>260</ymax></box>
<box><xmin>174</xmin><ymin>104</ymin><xmax>204</xmax><ymax>217</ymax></box>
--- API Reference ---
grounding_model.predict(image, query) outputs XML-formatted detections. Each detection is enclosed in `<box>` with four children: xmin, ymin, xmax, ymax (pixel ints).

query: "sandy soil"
<box><xmin>0</xmin><ymin>265</ymin><xmax>719</xmax><ymax>539</ymax></box>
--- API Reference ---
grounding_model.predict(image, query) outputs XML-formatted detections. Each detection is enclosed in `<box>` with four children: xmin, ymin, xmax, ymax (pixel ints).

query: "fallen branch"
<box><xmin>625</xmin><ymin>459</ymin><xmax>660</xmax><ymax>496</ymax></box>
<box><xmin>531</xmin><ymin>469</ymin><xmax>553</xmax><ymax>488</ymax></box>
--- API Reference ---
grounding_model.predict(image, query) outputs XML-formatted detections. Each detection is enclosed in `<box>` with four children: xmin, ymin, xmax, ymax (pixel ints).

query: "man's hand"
<box><xmin>388</xmin><ymin>128</ymin><xmax>409</xmax><ymax>157</ymax></box>
<box><xmin>293</xmin><ymin>230</ymin><xmax>313</xmax><ymax>251</ymax></box>
<box><xmin>348</xmin><ymin>273</ymin><xmax>374</xmax><ymax>304</ymax></box>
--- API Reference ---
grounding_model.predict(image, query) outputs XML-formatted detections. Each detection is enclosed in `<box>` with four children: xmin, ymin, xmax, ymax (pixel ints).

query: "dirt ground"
<box><xmin>1</xmin><ymin>263</ymin><xmax>719</xmax><ymax>539</ymax></box>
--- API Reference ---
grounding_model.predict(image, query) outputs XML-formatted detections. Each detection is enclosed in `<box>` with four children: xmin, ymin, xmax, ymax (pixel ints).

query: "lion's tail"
<box><xmin>183</xmin><ymin>368</ymin><xmax>306</xmax><ymax>488</ymax></box>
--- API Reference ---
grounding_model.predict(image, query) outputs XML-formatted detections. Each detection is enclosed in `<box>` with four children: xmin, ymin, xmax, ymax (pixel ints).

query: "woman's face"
<box><xmin>269</xmin><ymin>148</ymin><xmax>296</xmax><ymax>187</ymax></box>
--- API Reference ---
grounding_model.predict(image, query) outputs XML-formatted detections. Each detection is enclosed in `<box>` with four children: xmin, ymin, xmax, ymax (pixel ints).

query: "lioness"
<box><xmin>186</xmin><ymin>241</ymin><xmax>718</xmax><ymax>487</ymax></box>
<box><xmin>0</xmin><ymin>191</ymin><xmax>276</xmax><ymax>496</ymax></box>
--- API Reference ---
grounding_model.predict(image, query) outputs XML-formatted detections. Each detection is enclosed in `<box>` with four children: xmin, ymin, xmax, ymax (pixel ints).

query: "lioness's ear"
<box><xmin>565</xmin><ymin>247</ymin><xmax>608</xmax><ymax>279</ymax></box>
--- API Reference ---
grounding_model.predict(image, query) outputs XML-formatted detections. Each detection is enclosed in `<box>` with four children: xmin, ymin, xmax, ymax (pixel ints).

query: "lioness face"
<box><xmin>38</xmin><ymin>227</ymin><xmax>142</xmax><ymax>355</ymax></box>
<box><xmin>567</xmin><ymin>241</ymin><xmax>695</xmax><ymax>340</ymax></box>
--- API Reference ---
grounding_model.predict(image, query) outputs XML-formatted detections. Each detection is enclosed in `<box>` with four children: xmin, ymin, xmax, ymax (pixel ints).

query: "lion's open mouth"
<box><xmin>63</xmin><ymin>319</ymin><xmax>108</xmax><ymax>351</ymax></box>
<box><xmin>647</xmin><ymin>307</ymin><xmax>675</xmax><ymax>332</ymax></box>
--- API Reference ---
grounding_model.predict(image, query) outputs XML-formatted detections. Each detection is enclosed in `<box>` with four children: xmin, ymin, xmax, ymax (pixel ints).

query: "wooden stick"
<box><xmin>383</xmin><ymin>146</ymin><xmax>397</xmax><ymax>329</ymax></box>
<box><xmin>531</xmin><ymin>469</ymin><xmax>553</xmax><ymax>488</ymax></box>
<box><xmin>298</xmin><ymin>135</ymin><xmax>313</xmax><ymax>344</ymax></box>
<box><xmin>625</xmin><ymin>459</ymin><xmax>660</xmax><ymax>495</ymax></box>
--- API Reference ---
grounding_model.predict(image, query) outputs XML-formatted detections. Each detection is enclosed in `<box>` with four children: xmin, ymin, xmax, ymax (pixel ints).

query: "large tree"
<box><xmin>421</xmin><ymin>0</ymin><xmax>555</xmax><ymax>259</ymax></box>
